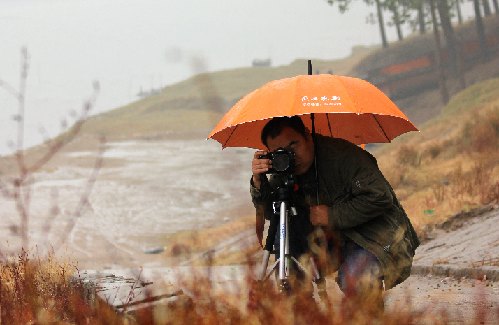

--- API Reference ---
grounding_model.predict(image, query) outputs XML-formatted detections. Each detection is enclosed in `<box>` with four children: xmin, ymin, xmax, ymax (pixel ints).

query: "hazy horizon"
<box><xmin>0</xmin><ymin>0</ymin><xmax>476</xmax><ymax>155</ymax></box>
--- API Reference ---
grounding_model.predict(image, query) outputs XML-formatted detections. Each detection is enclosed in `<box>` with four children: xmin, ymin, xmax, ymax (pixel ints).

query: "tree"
<box><xmin>326</xmin><ymin>0</ymin><xmax>389</xmax><ymax>48</ymax></box>
<box><xmin>435</xmin><ymin>0</ymin><xmax>462</xmax><ymax>81</ymax></box>
<box><xmin>473</xmin><ymin>0</ymin><xmax>489</xmax><ymax>61</ymax></box>
<box><xmin>416</xmin><ymin>0</ymin><xmax>428</xmax><ymax>33</ymax></box>
<box><xmin>493</xmin><ymin>0</ymin><xmax>499</xmax><ymax>15</ymax></box>
<box><xmin>369</xmin><ymin>0</ymin><xmax>390</xmax><ymax>47</ymax></box>
<box><xmin>482</xmin><ymin>0</ymin><xmax>492</xmax><ymax>16</ymax></box>
<box><xmin>385</xmin><ymin>0</ymin><xmax>411</xmax><ymax>41</ymax></box>
<box><xmin>404</xmin><ymin>0</ymin><xmax>430</xmax><ymax>35</ymax></box>
<box><xmin>429</xmin><ymin>0</ymin><xmax>450</xmax><ymax>104</ymax></box>
<box><xmin>0</xmin><ymin>49</ymin><xmax>103</xmax><ymax>253</ymax></box>
<box><xmin>326</xmin><ymin>0</ymin><xmax>352</xmax><ymax>12</ymax></box>
<box><xmin>454</xmin><ymin>0</ymin><xmax>464</xmax><ymax>24</ymax></box>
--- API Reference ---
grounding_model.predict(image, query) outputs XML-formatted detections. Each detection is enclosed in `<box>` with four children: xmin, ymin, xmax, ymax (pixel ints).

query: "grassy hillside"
<box><xmin>77</xmin><ymin>46</ymin><xmax>375</xmax><ymax>142</ymax></box>
<box><xmin>375</xmin><ymin>78</ymin><xmax>499</xmax><ymax>235</ymax></box>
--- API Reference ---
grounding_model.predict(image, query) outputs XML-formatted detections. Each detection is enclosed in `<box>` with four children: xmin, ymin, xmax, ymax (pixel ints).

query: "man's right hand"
<box><xmin>251</xmin><ymin>150</ymin><xmax>271</xmax><ymax>189</ymax></box>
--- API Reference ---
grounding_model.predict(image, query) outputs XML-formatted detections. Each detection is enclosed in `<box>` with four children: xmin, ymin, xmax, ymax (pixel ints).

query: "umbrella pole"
<box><xmin>308</xmin><ymin>60</ymin><xmax>320</xmax><ymax>206</ymax></box>
<box><xmin>308</xmin><ymin>61</ymin><xmax>328</xmax><ymax>300</ymax></box>
<box><xmin>310</xmin><ymin>113</ymin><xmax>320</xmax><ymax>206</ymax></box>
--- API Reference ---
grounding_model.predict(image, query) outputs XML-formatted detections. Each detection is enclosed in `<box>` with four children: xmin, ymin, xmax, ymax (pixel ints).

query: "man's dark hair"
<box><xmin>261</xmin><ymin>116</ymin><xmax>307</xmax><ymax>147</ymax></box>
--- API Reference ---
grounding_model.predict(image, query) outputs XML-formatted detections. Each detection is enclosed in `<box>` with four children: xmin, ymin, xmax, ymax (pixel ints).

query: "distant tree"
<box><xmin>493</xmin><ymin>0</ymin><xmax>499</xmax><ymax>15</ymax></box>
<box><xmin>403</xmin><ymin>0</ymin><xmax>430</xmax><ymax>35</ymax></box>
<box><xmin>429</xmin><ymin>0</ymin><xmax>450</xmax><ymax>104</ymax></box>
<box><xmin>326</xmin><ymin>0</ymin><xmax>352</xmax><ymax>12</ymax></box>
<box><xmin>326</xmin><ymin>0</ymin><xmax>389</xmax><ymax>48</ymax></box>
<box><xmin>473</xmin><ymin>0</ymin><xmax>489</xmax><ymax>61</ymax></box>
<box><xmin>482</xmin><ymin>0</ymin><xmax>492</xmax><ymax>16</ymax></box>
<box><xmin>454</xmin><ymin>0</ymin><xmax>463</xmax><ymax>24</ymax></box>
<box><xmin>368</xmin><ymin>0</ymin><xmax>390</xmax><ymax>47</ymax></box>
<box><xmin>435</xmin><ymin>0</ymin><xmax>461</xmax><ymax>78</ymax></box>
<box><xmin>416</xmin><ymin>0</ymin><xmax>428</xmax><ymax>33</ymax></box>
<box><xmin>385</xmin><ymin>0</ymin><xmax>411</xmax><ymax>41</ymax></box>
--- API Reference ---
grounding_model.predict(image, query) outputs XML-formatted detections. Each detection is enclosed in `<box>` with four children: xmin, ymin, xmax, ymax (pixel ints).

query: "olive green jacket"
<box><xmin>250</xmin><ymin>135</ymin><xmax>420</xmax><ymax>289</ymax></box>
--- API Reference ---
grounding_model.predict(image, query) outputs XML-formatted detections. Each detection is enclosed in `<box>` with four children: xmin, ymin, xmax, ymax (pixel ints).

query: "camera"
<box><xmin>259</xmin><ymin>148</ymin><xmax>295</xmax><ymax>174</ymax></box>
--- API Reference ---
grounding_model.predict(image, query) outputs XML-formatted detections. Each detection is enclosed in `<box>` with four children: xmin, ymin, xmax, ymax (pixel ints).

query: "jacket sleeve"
<box><xmin>250</xmin><ymin>174</ymin><xmax>272</xmax><ymax>246</ymax></box>
<box><xmin>327</xmin><ymin>151</ymin><xmax>394</xmax><ymax>230</ymax></box>
<box><xmin>250</xmin><ymin>174</ymin><xmax>272</xmax><ymax>206</ymax></box>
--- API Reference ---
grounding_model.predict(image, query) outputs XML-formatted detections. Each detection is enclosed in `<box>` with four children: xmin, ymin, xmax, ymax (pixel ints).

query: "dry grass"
<box><xmin>0</xmin><ymin>252</ymin><xmax>496</xmax><ymax>325</ymax></box>
<box><xmin>154</xmin><ymin>215</ymin><xmax>260</xmax><ymax>266</ymax></box>
<box><xmin>2</xmin><ymin>251</ymin><xmax>496</xmax><ymax>324</ymax></box>
<box><xmin>377</xmin><ymin>78</ymin><xmax>499</xmax><ymax>232</ymax></box>
<box><xmin>0</xmin><ymin>250</ymin><xmax>122</xmax><ymax>324</ymax></box>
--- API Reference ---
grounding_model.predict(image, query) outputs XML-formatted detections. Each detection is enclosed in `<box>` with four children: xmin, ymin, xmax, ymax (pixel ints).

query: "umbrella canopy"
<box><xmin>208</xmin><ymin>74</ymin><xmax>418</xmax><ymax>150</ymax></box>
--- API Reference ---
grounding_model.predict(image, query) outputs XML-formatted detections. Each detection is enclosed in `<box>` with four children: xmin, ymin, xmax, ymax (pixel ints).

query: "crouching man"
<box><xmin>250</xmin><ymin>116</ymin><xmax>420</xmax><ymax>312</ymax></box>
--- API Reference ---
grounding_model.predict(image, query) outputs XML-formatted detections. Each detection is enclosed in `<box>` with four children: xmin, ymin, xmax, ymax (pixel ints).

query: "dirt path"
<box><xmin>412</xmin><ymin>206</ymin><xmax>499</xmax><ymax>281</ymax></box>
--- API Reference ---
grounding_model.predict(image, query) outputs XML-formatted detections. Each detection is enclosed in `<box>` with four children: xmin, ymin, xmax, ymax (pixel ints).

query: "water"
<box><xmin>0</xmin><ymin>138</ymin><xmax>255</xmax><ymax>267</ymax></box>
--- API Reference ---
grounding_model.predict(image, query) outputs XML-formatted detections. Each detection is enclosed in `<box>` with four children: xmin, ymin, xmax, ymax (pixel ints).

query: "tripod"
<box><xmin>257</xmin><ymin>174</ymin><xmax>327</xmax><ymax>297</ymax></box>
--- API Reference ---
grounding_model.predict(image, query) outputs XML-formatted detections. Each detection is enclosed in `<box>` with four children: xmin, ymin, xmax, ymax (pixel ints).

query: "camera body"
<box><xmin>259</xmin><ymin>148</ymin><xmax>295</xmax><ymax>174</ymax></box>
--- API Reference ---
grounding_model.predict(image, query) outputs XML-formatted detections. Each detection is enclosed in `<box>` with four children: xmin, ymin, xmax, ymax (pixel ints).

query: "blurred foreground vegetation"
<box><xmin>2</xmin><ymin>250</ymin><xmax>497</xmax><ymax>324</ymax></box>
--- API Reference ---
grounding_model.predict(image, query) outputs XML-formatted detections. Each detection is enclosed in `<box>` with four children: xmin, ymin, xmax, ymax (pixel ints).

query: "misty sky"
<box><xmin>0</xmin><ymin>0</ymin><xmax>475</xmax><ymax>154</ymax></box>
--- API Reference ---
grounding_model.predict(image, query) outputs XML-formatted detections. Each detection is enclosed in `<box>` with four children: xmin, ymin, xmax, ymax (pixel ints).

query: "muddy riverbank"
<box><xmin>0</xmin><ymin>139</ymin><xmax>255</xmax><ymax>269</ymax></box>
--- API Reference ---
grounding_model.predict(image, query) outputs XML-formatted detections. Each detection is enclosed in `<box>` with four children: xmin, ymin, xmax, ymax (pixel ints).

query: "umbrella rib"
<box><xmin>372</xmin><ymin>115</ymin><xmax>390</xmax><ymax>142</ymax></box>
<box><xmin>222</xmin><ymin>125</ymin><xmax>239</xmax><ymax>148</ymax></box>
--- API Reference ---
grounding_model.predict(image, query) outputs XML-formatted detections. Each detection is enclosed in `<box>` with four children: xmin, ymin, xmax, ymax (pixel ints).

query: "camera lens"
<box><xmin>273</xmin><ymin>153</ymin><xmax>291</xmax><ymax>172</ymax></box>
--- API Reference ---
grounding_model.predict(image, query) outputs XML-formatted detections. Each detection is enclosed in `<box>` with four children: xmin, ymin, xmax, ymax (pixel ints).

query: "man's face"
<box><xmin>266</xmin><ymin>127</ymin><xmax>314</xmax><ymax>175</ymax></box>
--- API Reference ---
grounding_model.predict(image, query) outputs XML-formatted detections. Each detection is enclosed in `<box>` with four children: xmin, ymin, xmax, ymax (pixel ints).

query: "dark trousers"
<box><xmin>334</xmin><ymin>240</ymin><xmax>384</xmax><ymax>313</ymax></box>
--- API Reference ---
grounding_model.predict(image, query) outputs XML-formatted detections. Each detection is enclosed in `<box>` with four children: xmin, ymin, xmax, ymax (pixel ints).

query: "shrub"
<box><xmin>425</xmin><ymin>143</ymin><xmax>443</xmax><ymax>159</ymax></box>
<box><xmin>459</xmin><ymin>108</ymin><xmax>499</xmax><ymax>154</ymax></box>
<box><xmin>397</xmin><ymin>145</ymin><xmax>420</xmax><ymax>167</ymax></box>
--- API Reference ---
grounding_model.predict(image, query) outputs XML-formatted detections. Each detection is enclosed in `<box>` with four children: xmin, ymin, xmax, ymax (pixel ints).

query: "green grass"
<box><xmin>442</xmin><ymin>78</ymin><xmax>499</xmax><ymax>116</ymax></box>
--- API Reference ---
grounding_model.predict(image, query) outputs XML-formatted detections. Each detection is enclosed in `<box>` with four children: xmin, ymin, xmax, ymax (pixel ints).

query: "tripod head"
<box><xmin>270</xmin><ymin>173</ymin><xmax>299</xmax><ymax>218</ymax></box>
<box><xmin>271</xmin><ymin>173</ymin><xmax>296</xmax><ymax>202</ymax></box>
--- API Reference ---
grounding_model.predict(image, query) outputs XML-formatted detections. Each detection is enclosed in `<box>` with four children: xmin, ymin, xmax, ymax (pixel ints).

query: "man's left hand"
<box><xmin>310</xmin><ymin>205</ymin><xmax>329</xmax><ymax>226</ymax></box>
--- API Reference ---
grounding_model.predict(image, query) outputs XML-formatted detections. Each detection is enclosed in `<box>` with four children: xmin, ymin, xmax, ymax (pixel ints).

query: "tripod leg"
<box><xmin>277</xmin><ymin>201</ymin><xmax>293</xmax><ymax>293</ymax></box>
<box><xmin>258</xmin><ymin>250</ymin><xmax>271</xmax><ymax>281</ymax></box>
<box><xmin>278</xmin><ymin>201</ymin><xmax>287</xmax><ymax>281</ymax></box>
<box><xmin>310</xmin><ymin>256</ymin><xmax>328</xmax><ymax>300</ymax></box>
<box><xmin>310</xmin><ymin>255</ymin><xmax>321</xmax><ymax>281</ymax></box>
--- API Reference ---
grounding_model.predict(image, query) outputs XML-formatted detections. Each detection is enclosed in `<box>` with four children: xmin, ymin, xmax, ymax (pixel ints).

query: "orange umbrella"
<box><xmin>208</xmin><ymin>74</ymin><xmax>418</xmax><ymax>149</ymax></box>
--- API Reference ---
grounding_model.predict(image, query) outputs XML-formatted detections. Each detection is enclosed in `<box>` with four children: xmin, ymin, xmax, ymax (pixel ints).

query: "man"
<box><xmin>250</xmin><ymin>116</ymin><xmax>419</xmax><ymax>309</ymax></box>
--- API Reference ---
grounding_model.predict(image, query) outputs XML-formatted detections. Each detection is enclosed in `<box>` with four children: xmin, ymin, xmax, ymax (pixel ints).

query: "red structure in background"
<box><xmin>360</xmin><ymin>20</ymin><xmax>499</xmax><ymax>99</ymax></box>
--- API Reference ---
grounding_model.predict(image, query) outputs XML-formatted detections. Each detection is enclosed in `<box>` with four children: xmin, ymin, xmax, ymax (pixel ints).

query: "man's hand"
<box><xmin>310</xmin><ymin>205</ymin><xmax>329</xmax><ymax>226</ymax></box>
<box><xmin>251</xmin><ymin>150</ymin><xmax>271</xmax><ymax>189</ymax></box>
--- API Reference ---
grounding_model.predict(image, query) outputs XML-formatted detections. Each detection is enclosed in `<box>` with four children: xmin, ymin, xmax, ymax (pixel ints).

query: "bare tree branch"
<box><xmin>28</xmin><ymin>82</ymin><xmax>100</xmax><ymax>174</ymax></box>
<box><xmin>0</xmin><ymin>49</ymin><xmax>103</xmax><ymax>258</ymax></box>
<box><xmin>54</xmin><ymin>136</ymin><xmax>105</xmax><ymax>249</ymax></box>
